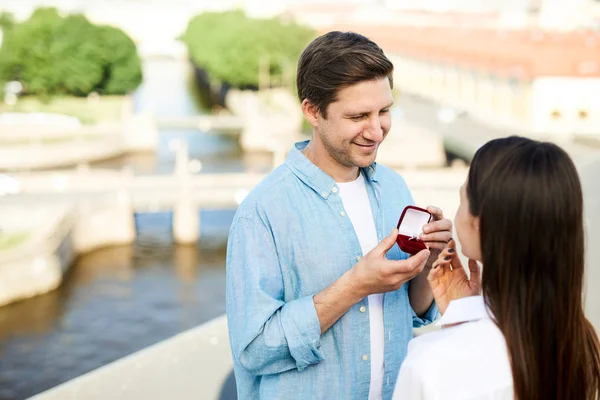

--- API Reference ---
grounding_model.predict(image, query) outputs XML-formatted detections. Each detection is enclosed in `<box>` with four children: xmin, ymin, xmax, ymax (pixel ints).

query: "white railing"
<box><xmin>156</xmin><ymin>115</ymin><xmax>244</xmax><ymax>132</ymax></box>
<box><xmin>30</xmin><ymin>316</ymin><xmax>233</xmax><ymax>400</ymax></box>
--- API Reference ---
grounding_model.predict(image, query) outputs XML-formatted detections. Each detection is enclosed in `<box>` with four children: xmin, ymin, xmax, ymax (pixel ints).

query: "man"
<box><xmin>226</xmin><ymin>31</ymin><xmax>452</xmax><ymax>400</ymax></box>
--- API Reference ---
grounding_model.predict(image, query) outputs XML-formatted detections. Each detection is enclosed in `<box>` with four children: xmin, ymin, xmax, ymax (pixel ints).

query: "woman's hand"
<box><xmin>427</xmin><ymin>239</ymin><xmax>482</xmax><ymax>314</ymax></box>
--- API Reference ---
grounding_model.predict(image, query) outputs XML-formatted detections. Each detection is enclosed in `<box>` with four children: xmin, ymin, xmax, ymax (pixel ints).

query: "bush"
<box><xmin>0</xmin><ymin>8</ymin><xmax>142</xmax><ymax>97</ymax></box>
<box><xmin>183</xmin><ymin>11</ymin><xmax>315</xmax><ymax>89</ymax></box>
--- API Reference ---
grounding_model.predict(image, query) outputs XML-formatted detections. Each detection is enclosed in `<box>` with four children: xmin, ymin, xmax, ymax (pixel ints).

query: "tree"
<box><xmin>0</xmin><ymin>8</ymin><xmax>142</xmax><ymax>97</ymax></box>
<box><xmin>0</xmin><ymin>12</ymin><xmax>17</xmax><ymax>97</ymax></box>
<box><xmin>183</xmin><ymin>11</ymin><xmax>315</xmax><ymax>89</ymax></box>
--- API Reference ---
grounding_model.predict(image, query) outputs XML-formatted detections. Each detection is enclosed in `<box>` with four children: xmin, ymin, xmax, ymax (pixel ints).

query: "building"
<box><xmin>284</xmin><ymin>0</ymin><xmax>600</xmax><ymax>139</ymax></box>
<box><xmin>315</xmin><ymin>22</ymin><xmax>600</xmax><ymax>138</ymax></box>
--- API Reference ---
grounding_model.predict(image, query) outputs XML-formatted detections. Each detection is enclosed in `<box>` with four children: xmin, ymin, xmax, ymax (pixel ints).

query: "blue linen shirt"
<box><xmin>226</xmin><ymin>140</ymin><xmax>438</xmax><ymax>400</ymax></box>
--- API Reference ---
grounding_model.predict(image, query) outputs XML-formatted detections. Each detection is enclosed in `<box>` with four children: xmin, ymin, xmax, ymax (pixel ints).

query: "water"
<box><xmin>0</xmin><ymin>211</ymin><xmax>236</xmax><ymax>399</ymax></box>
<box><xmin>91</xmin><ymin>57</ymin><xmax>273</xmax><ymax>175</ymax></box>
<box><xmin>0</xmin><ymin>57</ymin><xmax>255</xmax><ymax>399</ymax></box>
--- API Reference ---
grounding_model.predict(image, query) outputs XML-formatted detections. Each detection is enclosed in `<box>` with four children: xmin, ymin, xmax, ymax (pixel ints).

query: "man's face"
<box><xmin>315</xmin><ymin>77</ymin><xmax>394</xmax><ymax>169</ymax></box>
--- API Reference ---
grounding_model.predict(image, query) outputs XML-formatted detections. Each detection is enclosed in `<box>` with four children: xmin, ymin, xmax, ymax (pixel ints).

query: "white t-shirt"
<box><xmin>392</xmin><ymin>296</ymin><xmax>513</xmax><ymax>400</ymax></box>
<box><xmin>337</xmin><ymin>172</ymin><xmax>384</xmax><ymax>400</ymax></box>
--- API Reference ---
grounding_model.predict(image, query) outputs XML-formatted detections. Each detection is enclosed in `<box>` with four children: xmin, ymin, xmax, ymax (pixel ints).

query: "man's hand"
<box><xmin>419</xmin><ymin>206</ymin><xmax>452</xmax><ymax>268</ymax></box>
<box><xmin>427</xmin><ymin>239</ymin><xmax>482</xmax><ymax>314</ymax></box>
<box><xmin>314</xmin><ymin>229</ymin><xmax>430</xmax><ymax>334</ymax></box>
<box><xmin>350</xmin><ymin>229</ymin><xmax>430</xmax><ymax>298</ymax></box>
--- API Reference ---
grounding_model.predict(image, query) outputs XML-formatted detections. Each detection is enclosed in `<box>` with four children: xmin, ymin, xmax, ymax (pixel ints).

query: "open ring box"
<box><xmin>396</xmin><ymin>206</ymin><xmax>432</xmax><ymax>255</ymax></box>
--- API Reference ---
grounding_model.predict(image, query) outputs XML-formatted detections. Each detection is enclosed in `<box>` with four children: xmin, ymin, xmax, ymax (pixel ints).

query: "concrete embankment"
<box><xmin>0</xmin><ymin>197</ymin><xmax>136</xmax><ymax>307</ymax></box>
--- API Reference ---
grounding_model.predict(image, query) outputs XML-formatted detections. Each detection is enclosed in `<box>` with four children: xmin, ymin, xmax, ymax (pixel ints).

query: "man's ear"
<box><xmin>301</xmin><ymin>99</ymin><xmax>320</xmax><ymax>127</ymax></box>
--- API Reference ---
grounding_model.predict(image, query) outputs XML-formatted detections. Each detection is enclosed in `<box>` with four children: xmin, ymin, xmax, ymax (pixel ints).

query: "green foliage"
<box><xmin>183</xmin><ymin>11</ymin><xmax>315</xmax><ymax>89</ymax></box>
<box><xmin>0</xmin><ymin>8</ymin><xmax>142</xmax><ymax>97</ymax></box>
<box><xmin>94</xmin><ymin>25</ymin><xmax>143</xmax><ymax>94</ymax></box>
<box><xmin>0</xmin><ymin>12</ymin><xmax>16</xmax><ymax>32</ymax></box>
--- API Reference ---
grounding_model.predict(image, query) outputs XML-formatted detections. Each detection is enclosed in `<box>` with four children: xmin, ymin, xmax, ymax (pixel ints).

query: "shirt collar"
<box><xmin>435</xmin><ymin>295</ymin><xmax>492</xmax><ymax>327</ymax></box>
<box><xmin>285</xmin><ymin>140</ymin><xmax>379</xmax><ymax>199</ymax></box>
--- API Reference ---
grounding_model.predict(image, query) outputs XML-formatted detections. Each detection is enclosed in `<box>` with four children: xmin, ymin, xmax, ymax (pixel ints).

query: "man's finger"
<box><xmin>421</xmin><ymin>231</ymin><xmax>452</xmax><ymax>243</ymax></box>
<box><xmin>386</xmin><ymin>249</ymin><xmax>430</xmax><ymax>274</ymax></box>
<box><xmin>422</xmin><ymin>218</ymin><xmax>452</xmax><ymax>235</ymax></box>
<box><xmin>373</xmin><ymin>228</ymin><xmax>399</xmax><ymax>255</ymax></box>
<box><xmin>407</xmin><ymin>249</ymin><xmax>430</xmax><ymax>271</ymax></box>
<box><xmin>426</xmin><ymin>205</ymin><xmax>444</xmax><ymax>221</ymax></box>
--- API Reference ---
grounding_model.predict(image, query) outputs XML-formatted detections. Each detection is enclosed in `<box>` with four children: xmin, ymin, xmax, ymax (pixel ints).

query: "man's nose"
<box><xmin>363</xmin><ymin>116</ymin><xmax>383</xmax><ymax>142</ymax></box>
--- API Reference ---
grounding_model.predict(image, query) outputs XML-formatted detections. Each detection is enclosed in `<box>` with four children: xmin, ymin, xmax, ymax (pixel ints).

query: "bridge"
<box><xmin>0</xmin><ymin>165</ymin><xmax>469</xmax><ymax>212</ymax></box>
<box><xmin>156</xmin><ymin>115</ymin><xmax>244</xmax><ymax>133</ymax></box>
<box><xmin>2</xmin><ymin>170</ymin><xmax>266</xmax><ymax>211</ymax></box>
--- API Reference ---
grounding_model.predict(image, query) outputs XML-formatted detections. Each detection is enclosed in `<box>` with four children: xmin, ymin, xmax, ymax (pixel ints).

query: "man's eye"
<box><xmin>380</xmin><ymin>109</ymin><xmax>390</xmax><ymax>114</ymax></box>
<box><xmin>350</xmin><ymin>115</ymin><xmax>366</xmax><ymax>121</ymax></box>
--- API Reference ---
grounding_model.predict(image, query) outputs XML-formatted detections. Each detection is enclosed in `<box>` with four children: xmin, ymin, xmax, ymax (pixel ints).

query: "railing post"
<box><xmin>172</xmin><ymin>140</ymin><xmax>199</xmax><ymax>244</ymax></box>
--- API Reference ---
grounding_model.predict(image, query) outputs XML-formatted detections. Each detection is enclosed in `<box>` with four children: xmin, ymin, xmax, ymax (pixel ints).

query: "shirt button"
<box><xmin>321</xmin><ymin>192</ymin><xmax>327</xmax><ymax>197</ymax></box>
<box><xmin>356</xmin><ymin>255</ymin><xmax>361</xmax><ymax>261</ymax></box>
<box><xmin>340</xmin><ymin>211</ymin><xmax>346</xmax><ymax>217</ymax></box>
<box><xmin>331</xmin><ymin>187</ymin><xmax>338</xmax><ymax>193</ymax></box>
<box><xmin>359</xmin><ymin>306</ymin><xmax>366</xmax><ymax>313</ymax></box>
<box><xmin>362</xmin><ymin>354</ymin><xmax>369</xmax><ymax>361</ymax></box>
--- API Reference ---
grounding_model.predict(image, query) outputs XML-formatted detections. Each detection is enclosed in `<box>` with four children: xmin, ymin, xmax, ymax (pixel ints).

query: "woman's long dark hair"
<box><xmin>467</xmin><ymin>136</ymin><xmax>600</xmax><ymax>400</ymax></box>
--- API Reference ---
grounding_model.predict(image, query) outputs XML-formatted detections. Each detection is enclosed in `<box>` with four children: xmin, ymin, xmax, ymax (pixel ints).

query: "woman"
<box><xmin>393</xmin><ymin>136</ymin><xmax>600</xmax><ymax>400</ymax></box>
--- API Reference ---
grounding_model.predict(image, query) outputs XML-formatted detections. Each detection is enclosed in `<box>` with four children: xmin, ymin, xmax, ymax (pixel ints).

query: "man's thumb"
<box><xmin>375</xmin><ymin>228</ymin><xmax>399</xmax><ymax>254</ymax></box>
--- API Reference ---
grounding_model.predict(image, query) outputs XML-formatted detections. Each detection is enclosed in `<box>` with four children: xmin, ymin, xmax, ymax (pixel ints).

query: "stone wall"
<box><xmin>0</xmin><ymin>199</ymin><xmax>136</xmax><ymax>306</ymax></box>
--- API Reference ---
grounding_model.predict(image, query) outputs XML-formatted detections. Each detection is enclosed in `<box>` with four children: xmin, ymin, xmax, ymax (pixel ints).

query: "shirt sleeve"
<box><xmin>411</xmin><ymin>295</ymin><xmax>439</xmax><ymax>328</ymax></box>
<box><xmin>226</xmin><ymin>214</ymin><xmax>325</xmax><ymax>376</ymax></box>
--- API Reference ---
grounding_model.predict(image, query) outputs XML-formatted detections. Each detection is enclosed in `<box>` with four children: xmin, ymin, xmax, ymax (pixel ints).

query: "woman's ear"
<box><xmin>301</xmin><ymin>99</ymin><xmax>320</xmax><ymax>127</ymax></box>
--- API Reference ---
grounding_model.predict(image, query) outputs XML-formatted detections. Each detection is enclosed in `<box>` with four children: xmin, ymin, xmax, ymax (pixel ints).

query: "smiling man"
<box><xmin>226</xmin><ymin>31</ymin><xmax>452</xmax><ymax>400</ymax></box>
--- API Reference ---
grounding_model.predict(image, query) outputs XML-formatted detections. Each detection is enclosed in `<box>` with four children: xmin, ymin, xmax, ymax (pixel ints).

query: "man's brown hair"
<box><xmin>296</xmin><ymin>31</ymin><xmax>394</xmax><ymax>119</ymax></box>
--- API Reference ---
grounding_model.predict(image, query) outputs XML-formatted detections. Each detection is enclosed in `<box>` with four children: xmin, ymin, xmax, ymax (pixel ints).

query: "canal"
<box><xmin>0</xmin><ymin>57</ymin><xmax>261</xmax><ymax>400</ymax></box>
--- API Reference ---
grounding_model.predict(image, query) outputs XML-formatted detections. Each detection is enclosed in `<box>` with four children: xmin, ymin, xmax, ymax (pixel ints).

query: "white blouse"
<box><xmin>393</xmin><ymin>296</ymin><xmax>514</xmax><ymax>400</ymax></box>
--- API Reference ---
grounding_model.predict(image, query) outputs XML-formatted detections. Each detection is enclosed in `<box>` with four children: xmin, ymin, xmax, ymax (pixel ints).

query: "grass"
<box><xmin>0</xmin><ymin>95</ymin><xmax>128</xmax><ymax>125</ymax></box>
<box><xmin>0</xmin><ymin>231</ymin><xmax>29</xmax><ymax>252</ymax></box>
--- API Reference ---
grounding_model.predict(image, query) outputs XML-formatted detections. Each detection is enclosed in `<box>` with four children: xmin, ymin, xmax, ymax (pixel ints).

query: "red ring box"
<box><xmin>396</xmin><ymin>206</ymin><xmax>432</xmax><ymax>255</ymax></box>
